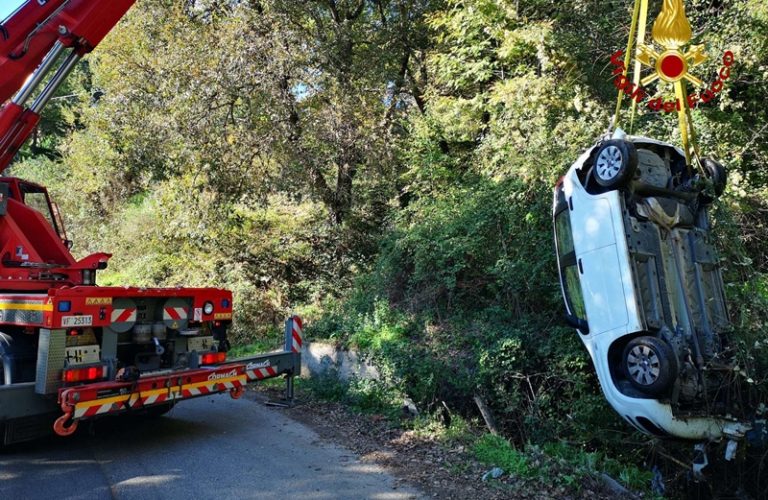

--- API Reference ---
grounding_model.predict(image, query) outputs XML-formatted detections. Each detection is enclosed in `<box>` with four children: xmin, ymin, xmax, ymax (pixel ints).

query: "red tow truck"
<box><xmin>0</xmin><ymin>1</ymin><xmax>301</xmax><ymax>445</ymax></box>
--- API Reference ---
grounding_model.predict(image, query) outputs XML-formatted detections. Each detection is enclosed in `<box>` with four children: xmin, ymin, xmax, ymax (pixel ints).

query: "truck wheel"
<box><xmin>593</xmin><ymin>140</ymin><xmax>638</xmax><ymax>189</ymax></box>
<box><xmin>623</xmin><ymin>336</ymin><xmax>677</xmax><ymax>396</ymax></box>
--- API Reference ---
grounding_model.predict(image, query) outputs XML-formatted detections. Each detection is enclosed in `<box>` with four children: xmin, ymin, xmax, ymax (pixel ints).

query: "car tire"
<box><xmin>701</xmin><ymin>158</ymin><xmax>727</xmax><ymax>200</ymax></box>
<box><xmin>593</xmin><ymin>140</ymin><xmax>638</xmax><ymax>189</ymax></box>
<box><xmin>622</xmin><ymin>336</ymin><xmax>678</xmax><ymax>396</ymax></box>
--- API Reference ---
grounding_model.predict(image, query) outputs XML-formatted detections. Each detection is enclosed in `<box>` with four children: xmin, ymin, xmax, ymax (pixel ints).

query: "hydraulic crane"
<box><xmin>0</xmin><ymin>1</ymin><xmax>302</xmax><ymax>445</ymax></box>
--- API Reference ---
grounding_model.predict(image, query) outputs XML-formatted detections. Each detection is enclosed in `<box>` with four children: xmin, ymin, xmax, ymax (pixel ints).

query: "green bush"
<box><xmin>473</xmin><ymin>433</ymin><xmax>533</xmax><ymax>478</ymax></box>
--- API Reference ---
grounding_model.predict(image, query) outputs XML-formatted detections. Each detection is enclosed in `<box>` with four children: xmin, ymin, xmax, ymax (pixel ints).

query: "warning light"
<box><xmin>62</xmin><ymin>364</ymin><xmax>107</xmax><ymax>383</ymax></box>
<box><xmin>200</xmin><ymin>352</ymin><xmax>227</xmax><ymax>365</ymax></box>
<box><xmin>58</xmin><ymin>300</ymin><xmax>72</xmax><ymax>312</ymax></box>
<box><xmin>203</xmin><ymin>301</ymin><xmax>214</xmax><ymax>315</ymax></box>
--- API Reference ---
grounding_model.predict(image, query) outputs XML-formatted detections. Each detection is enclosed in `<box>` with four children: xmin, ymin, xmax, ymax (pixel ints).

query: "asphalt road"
<box><xmin>0</xmin><ymin>394</ymin><xmax>423</xmax><ymax>500</ymax></box>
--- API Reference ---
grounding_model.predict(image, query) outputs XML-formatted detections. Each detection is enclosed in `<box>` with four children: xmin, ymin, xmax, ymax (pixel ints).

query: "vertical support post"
<box><xmin>284</xmin><ymin>315</ymin><xmax>303</xmax><ymax>402</ymax></box>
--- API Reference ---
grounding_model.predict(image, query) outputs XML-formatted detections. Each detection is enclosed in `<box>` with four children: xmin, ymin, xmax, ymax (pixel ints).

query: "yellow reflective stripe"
<box><xmin>184</xmin><ymin>375</ymin><xmax>246</xmax><ymax>390</ymax></box>
<box><xmin>0</xmin><ymin>302</ymin><xmax>53</xmax><ymax>311</ymax></box>
<box><xmin>75</xmin><ymin>393</ymin><xmax>131</xmax><ymax>410</ymax></box>
<box><xmin>72</xmin><ymin>375</ymin><xmax>247</xmax><ymax>411</ymax></box>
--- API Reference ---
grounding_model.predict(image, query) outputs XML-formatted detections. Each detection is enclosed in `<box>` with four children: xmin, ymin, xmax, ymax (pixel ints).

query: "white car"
<box><xmin>553</xmin><ymin>130</ymin><xmax>749</xmax><ymax>442</ymax></box>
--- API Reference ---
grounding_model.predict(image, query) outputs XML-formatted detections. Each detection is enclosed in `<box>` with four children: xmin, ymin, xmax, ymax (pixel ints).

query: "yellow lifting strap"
<box><xmin>612</xmin><ymin>0</ymin><xmax>704</xmax><ymax>172</ymax></box>
<box><xmin>612</xmin><ymin>0</ymin><xmax>645</xmax><ymax>133</ymax></box>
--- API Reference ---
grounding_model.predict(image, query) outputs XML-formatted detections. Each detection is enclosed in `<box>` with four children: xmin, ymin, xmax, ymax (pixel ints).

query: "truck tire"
<box><xmin>593</xmin><ymin>140</ymin><xmax>638</xmax><ymax>189</ymax></box>
<box><xmin>623</xmin><ymin>336</ymin><xmax>678</xmax><ymax>396</ymax></box>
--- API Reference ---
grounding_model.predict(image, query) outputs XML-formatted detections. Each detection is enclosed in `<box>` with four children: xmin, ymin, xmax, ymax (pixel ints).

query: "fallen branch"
<box><xmin>473</xmin><ymin>394</ymin><xmax>499</xmax><ymax>435</ymax></box>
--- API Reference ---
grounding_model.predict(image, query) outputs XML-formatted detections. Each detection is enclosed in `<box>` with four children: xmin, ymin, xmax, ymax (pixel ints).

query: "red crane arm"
<box><xmin>0</xmin><ymin>0</ymin><xmax>136</xmax><ymax>173</ymax></box>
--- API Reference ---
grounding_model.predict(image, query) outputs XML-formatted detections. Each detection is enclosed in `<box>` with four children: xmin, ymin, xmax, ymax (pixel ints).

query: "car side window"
<box><xmin>554</xmin><ymin>192</ymin><xmax>587</xmax><ymax>322</ymax></box>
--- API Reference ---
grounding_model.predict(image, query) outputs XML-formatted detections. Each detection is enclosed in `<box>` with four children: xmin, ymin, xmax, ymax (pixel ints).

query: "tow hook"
<box><xmin>230</xmin><ymin>386</ymin><xmax>244</xmax><ymax>399</ymax></box>
<box><xmin>54</xmin><ymin>391</ymin><xmax>79</xmax><ymax>436</ymax></box>
<box><xmin>53</xmin><ymin>412</ymin><xmax>78</xmax><ymax>436</ymax></box>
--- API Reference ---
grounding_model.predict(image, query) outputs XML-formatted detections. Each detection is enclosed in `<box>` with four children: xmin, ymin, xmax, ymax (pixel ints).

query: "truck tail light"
<box><xmin>200</xmin><ymin>351</ymin><xmax>226</xmax><ymax>365</ymax></box>
<box><xmin>62</xmin><ymin>364</ymin><xmax>108</xmax><ymax>383</ymax></box>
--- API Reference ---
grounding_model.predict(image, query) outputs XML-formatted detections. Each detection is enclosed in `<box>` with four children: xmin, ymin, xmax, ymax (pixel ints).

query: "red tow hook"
<box><xmin>53</xmin><ymin>397</ymin><xmax>78</xmax><ymax>436</ymax></box>
<box><xmin>230</xmin><ymin>385</ymin><xmax>244</xmax><ymax>399</ymax></box>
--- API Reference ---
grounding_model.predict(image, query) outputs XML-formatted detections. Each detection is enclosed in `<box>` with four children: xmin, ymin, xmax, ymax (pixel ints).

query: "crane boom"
<box><xmin>0</xmin><ymin>0</ymin><xmax>136</xmax><ymax>173</ymax></box>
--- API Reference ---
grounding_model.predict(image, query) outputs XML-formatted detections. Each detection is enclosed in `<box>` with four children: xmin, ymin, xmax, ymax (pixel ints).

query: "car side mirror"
<box><xmin>564</xmin><ymin>314</ymin><xmax>589</xmax><ymax>335</ymax></box>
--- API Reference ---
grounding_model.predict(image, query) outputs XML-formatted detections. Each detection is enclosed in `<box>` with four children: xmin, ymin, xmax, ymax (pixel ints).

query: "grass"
<box><xmin>228</xmin><ymin>338</ymin><xmax>281</xmax><ymax>358</ymax></box>
<box><xmin>473</xmin><ymin>434</ymin><xmax>535</xmax><ymax>478</ymax></box>
<box><xmin>542</xmin><ymin>441</ymin><xmax>653</xmax><ymax>492</ymax></box>
<box><xmin>469</xmin><ymin>435</ymin><xmax>654</xmax><ymax>494</ymax></box>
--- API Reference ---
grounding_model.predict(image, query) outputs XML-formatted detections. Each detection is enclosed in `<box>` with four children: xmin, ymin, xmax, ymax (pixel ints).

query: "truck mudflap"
<box><xmin>52</xmin><ymin>315</ymin><xmax>303</xmax><ymax>437</ymax></box>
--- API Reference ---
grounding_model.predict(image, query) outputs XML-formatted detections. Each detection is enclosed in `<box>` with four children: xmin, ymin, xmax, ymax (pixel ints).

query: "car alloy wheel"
<box><xmin>593</xmin><ymin>139</ymin><xmax>638</xmax><ymax>189</ymax></box>
<box><xmin>622</xmin><ymin>336</ymin><xmax>677</xmax><ymax>396</ymax></box>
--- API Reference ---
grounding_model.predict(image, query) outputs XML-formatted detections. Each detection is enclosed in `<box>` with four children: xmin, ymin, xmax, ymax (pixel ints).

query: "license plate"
<box><xmin>62</xmin><ymin>315</ymin><xmax>93</xmax><ymax>327</ymax></box>
<box><xmin>65</xmin><ymin>345</ymin><xmax>100</xmax><ymax>364</ymax></box>
<box><xmin>187</xmin><ymin>336</ymin><xmax>215</xmax><ymax>352</ymax></box>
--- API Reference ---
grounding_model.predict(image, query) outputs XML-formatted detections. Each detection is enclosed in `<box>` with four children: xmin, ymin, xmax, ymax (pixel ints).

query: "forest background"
<box><xmin>9</xmin><ymin>0</ymin><xmax>768</xmax><ymax>494</ymax></box>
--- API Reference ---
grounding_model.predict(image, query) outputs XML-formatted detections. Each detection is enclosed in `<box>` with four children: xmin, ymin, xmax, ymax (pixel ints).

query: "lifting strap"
<box><xmin>612</xmin><ymin>0</ymin><xmax>703</xmax><ymax>173</ymax></box>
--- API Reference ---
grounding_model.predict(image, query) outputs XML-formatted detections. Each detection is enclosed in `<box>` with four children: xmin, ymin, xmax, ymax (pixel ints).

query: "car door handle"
<box><xmin>578</xmin><ymin>258</ymin><xmax>584</xmax><ymax>274</ymax></box>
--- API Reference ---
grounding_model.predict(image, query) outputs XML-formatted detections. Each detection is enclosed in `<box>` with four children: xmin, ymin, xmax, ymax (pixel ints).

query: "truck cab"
<box><xmin>0</xmin><ymin>177</ymin><xmax>70</xmax><ymax>248</ymax></box>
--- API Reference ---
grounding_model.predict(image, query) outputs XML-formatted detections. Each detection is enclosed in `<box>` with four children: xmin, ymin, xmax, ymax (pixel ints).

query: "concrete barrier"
<box><xmin>301</xmin><ymin>341</ymin><xmax>380</xmax><ymax>381</ymax></box>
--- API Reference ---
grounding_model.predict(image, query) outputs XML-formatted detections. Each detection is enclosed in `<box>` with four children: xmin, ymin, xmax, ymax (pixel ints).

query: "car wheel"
<box><xmin>622</xmin><ymin>336</ymin><xmax>678</xmax><ymax>396</ymax></box>
<box><xmin>593</xmin><ymin>140</ymin><xmax>638</xmax><ymax>189</ymax></box>
<box><xmin>701</xmin><ymin>158</ymin><xmax>727</xmax><ymax>201</ymax></box>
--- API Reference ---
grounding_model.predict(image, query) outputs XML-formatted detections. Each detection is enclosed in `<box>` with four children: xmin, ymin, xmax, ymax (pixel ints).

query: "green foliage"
<box><xmin>410</xmin><ymin>413</ymin><xmax>474</xmax><ymax>443</ymax></box>
<box><xmin>471</xmin><ymin>434</ymin><xmax>653</xmax><ymax>493</ymax></box>
<box><xmin>300</xmin><ymin>371</ymin><xmax>404</xmax><ymax>418</ymax></box>
<box><xmin>6</xmin><ymin>0</ymin><xmax>768</xmax><ymax>493</ymax></box>
<box><xmin>541</xmin><ymin>442</ymin><xmax>653</xmax><ymax>493</ymax></box>
<box><xmin>473</xmin><ymin>433</ymin><xmax>533</xmax><ymax>478</ymax></box>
